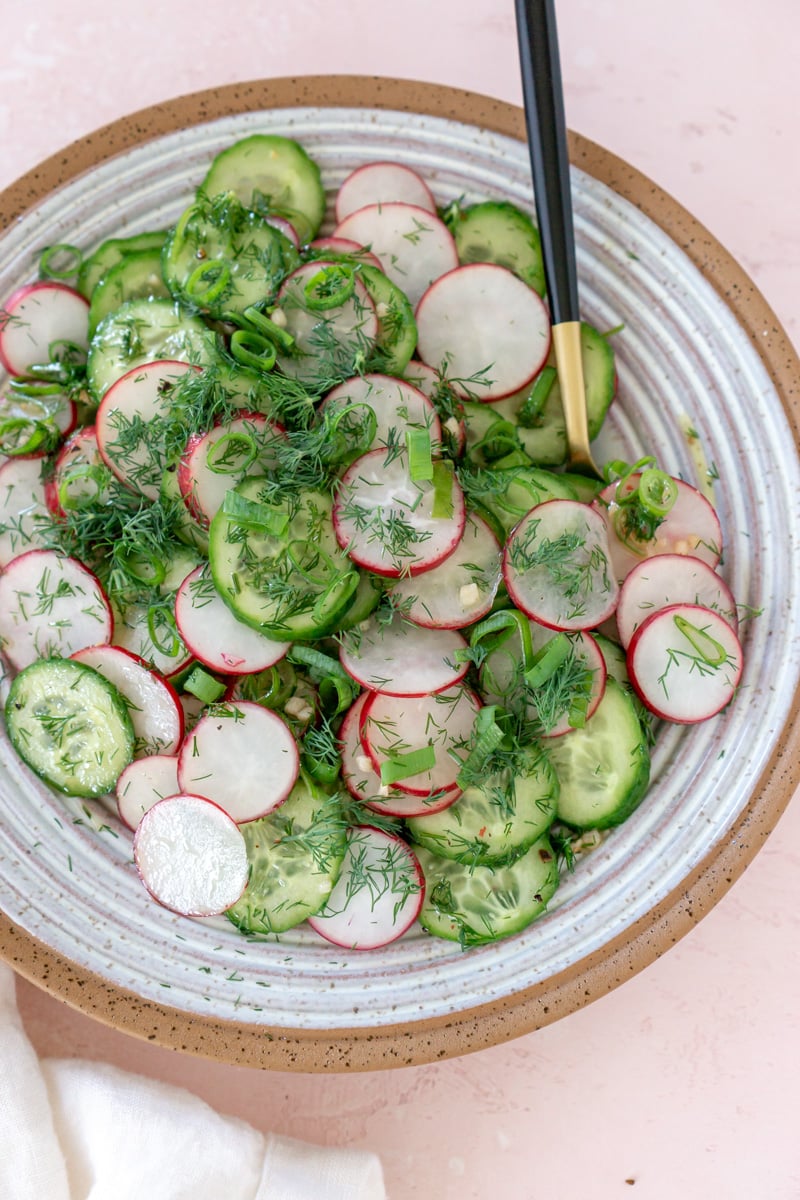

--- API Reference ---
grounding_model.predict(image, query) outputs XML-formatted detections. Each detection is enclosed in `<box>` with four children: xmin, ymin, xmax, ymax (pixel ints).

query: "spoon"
<box><xmin>514</xmin><ymin>0</ymin><xmax>604</xmax><ymax>480</ymax></box>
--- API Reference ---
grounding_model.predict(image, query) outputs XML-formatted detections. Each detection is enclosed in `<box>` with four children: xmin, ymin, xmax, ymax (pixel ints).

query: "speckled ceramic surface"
<box><xmin>1</xmin><ymin>79</ymin><xmax>799</xmax><ymax>1071</ymax></box>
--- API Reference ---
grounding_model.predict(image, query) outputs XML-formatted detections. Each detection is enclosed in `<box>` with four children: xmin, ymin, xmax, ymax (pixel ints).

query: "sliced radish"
<box><xmin>593</xmin><ymin>474</ymin><xmax>723</xmax><ymax>585</ymax></box>
<box><xmin>274</xmin><ymin>260</ymin><xmax>378</xmax><ymax>384</ymax></box>
<box><xmin>333</xmin><ymin>203</ymin><xmax>458</xmax><ymax>308</ymax></box>
<box><xmin>116</xmin><ymin>753</ymin><xmax>181</xmax><ymax>830</ymax></box>
<box><xmin>133</xmin><ymin>793</ymin><xmax>249</xmax><ymax>917</ymax></box>
<box><xmin>177</xmin><ymin>702</ymin><xmax>299</xmax><ymax>822</ymax></box>
<box><xmin>503</xmin><ymin>499</ymin><xmax>619</xmax><ymax>631</ymax></box>
<box><xmin>111</xmin><ymin>597</ymin><xmax>193</xmax><ymax>680</ymax></box>
<box><xmin>175</xmin><ymin>564</ymin><xmax>290</xmax><ymax>673</ymax></box>
<box><xmin>70</xmin><ymin>644</ymin><xmax>184</xmax><ymax>757</ymax></box>
<box><xmin>389</xmin><ymin>512</ymin><xmax>502</xmax><ymax>628</ymax></box>
<box><xmin>415</xmin><ymin>263</ymin><xmax>551</xmax><ymax>401</ymax></box>
<box><xmin>178</xmin><ymin>412</ymin><xmax>283</xmax><ymax>528</ymax></box>
<box><xmin>44</xmin><ymin>425</ymin><xmax>109</xmax><ymax>517</ymax></box>
<box><xmin>265</xmin><ymin>214</ymin><xmax>300</xmax><ymax>247</ymax></box>
<box><xmin>0</xmin><ymin>386</ymin><xmax>77</xmax><ymax>443</ymax></box>
<box><xmin>0</xmin><ymin>282</ymin><xmax>89</xmax><ymax>377</ymax></box>
<box><xmin>616</xmin><ymin>553</ymin><xmax>738</xmax><ymax>649</ymax></box>
<box><xmin>627</xmin><ymin>602</ymin><xmax>743</xmax><ymax>724</ymax></box>
<box><xmin>333</xmin><ymin>447</ymin><xmax>466</xmax><ymax>577</ymax></box>
<box><xmin>339</xmin><ymin>692</ymin><xmax>458</xmax><ymax>816</ymax></box>
<box><xmin>0</xmin><ymin>548</ymin><xmax>112</xmax><ymax>670</ymax></box>
<box><xmin>308</xmin><ymin>237</ymin><xmax>383</xmax><ymax>272</ymax></box>
<box><xmin>307</xmin><ymin>826</ymin><xmax>424</xmax><ymax>950</ymax></box>
<box><xmin>335</xmin><ymin>161</ymin><xmax>437</xmax><ymax>224</ymax></box>
<box><xmin>402</xmin><ymin>360</ymin><xmax>467</xmax><ymax>454</ymax></box>
<box><xmin>96</xmin><ymin>360</ymin><xmax>200</xmax><ymax>500</ymax></box>
<box><xmin>339</xmin><ymin>612</ymin><xmax>468</xmax><ymax>695</ymax></box>
<box><xmin>320</xmin><ymin>373</ymin><xmax>442</xmax><ymax>453</ymax></box>
<box><xmin>0</xmin><ymin>455</ymin><xmax>51</xmax><ymax>567</ymax></box>
<box><xmin>179</xmin><ymin>689</ymin><xmax>207</xmax><ymax>732</ymax></box>
<box><xmin>361</xmin><ymin>685</ymin><xmax>479</xmax><ymax>796</ymax></box>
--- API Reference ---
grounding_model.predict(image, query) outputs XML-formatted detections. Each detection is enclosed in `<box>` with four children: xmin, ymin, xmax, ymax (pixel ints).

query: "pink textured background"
<box><xmin>3</xmin><ymin>2</ymin><xmax>800</xmax><ymax>1197</ymax></box>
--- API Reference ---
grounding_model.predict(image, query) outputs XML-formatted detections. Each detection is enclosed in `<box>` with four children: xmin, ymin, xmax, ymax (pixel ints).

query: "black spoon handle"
<box><xmin>514</xmin><ymin>0</ymin><xmax>578</xmax><ymax>326</ymax></box>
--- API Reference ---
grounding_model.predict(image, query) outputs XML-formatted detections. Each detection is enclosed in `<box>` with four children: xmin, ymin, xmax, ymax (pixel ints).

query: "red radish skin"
<box><xmin>335</xmin><ymin>161</ymin><xmax>437</xmax><ymax>224</ymax></box>
<box><xmin>0</xmin><ymin>455</ymin><xmax>50</xmax><ymax>567</ymax></box>
<box><xmin>320</xmin><ymin>373</ymin><xmax>442</xmax><ymax>454</ymax></box>
<box><xmin>0</xmin><ymin>549</ymin><xmax>113</xmax><ymax>670</ymax></box>
<box><xmin>333</xmin><ymin>447</ymin><xmax>466</xmax><ymax>577</ymax></box>
<box><xmin>389</xmin><ymin>512</ymin><xmax>502</xmax><ymax>629</ymax></box>
<box><xmin>593</xmin><ymin>474</ymin><xmax>723</xmax><ymax>585</ymax></box>
<box><xmin>307</xmin><ymin>826</ymin><xmax>425</xmax><ymax>950</ymax></box>
<box><xmin>626</xmin><ymin>602</ymin><xmax>743</xmax><ymax>724</ymax></box>
<box><xmin>116</xmin><ymin>753</ymin><xmax>180</xmax><ymax>831</ymax></box>
<box><xmin>96</xmin><ymin>360</ymin><xmax>201</xmax><ymax>499</ymax></box>
<box><xmin>503</xmin><ymin>500</ymin><xmax>619</xmax><ymax>632</ymax></box>
<box><xmin>175</xmin><ymin>565</ymin><xmax>291</xmax><ymax>674</ymax></box>
<box><xmin>415</xmin><ymin>263</ymin><xmax>552</xmax><ymax>401</ymax></box>
<box><xmin>177</xmin><ymin>702</ymin><xmax>300</xmax><ymax>823</ymax></box>
<box><xmin>70</xmin><ymin>644</ymin><xmax>184</xmax><ymax>757</ymax></box>
<box><xmin>339</xmin><ymin>693</ymin><xmax>459</xmax><ymax>817</ymax></box>
<box><xmin>133</xmin><ymin>793</ymin><xmax>249</xmax><ymax>917</ymax></box>
<box><xmin>308</xmin><ymin>237</ymin><xmax>384</xmax><ymax>272</ymax></box>
<box><xmin>333</xmin><ymin>202</ymin><xmax>458</xmax><ymax>308</ymax></box>
<box><xmin>0</xmin><ymin>282</ymin><xmax>89</xmax><ymax>376</ymax></box>
<box><xmin>339</xmin><ymin>612</ymin><xmax>469</xmax><ymax>696</ymax></box>
<box><xmin>616</xmin><ymin>553</ymin><xmax>738</xmax><ymax>649</ymax></box>
<box><xmin>264</xmin><ymin>214</ymin><xmax>299</xmax><ymax>247</ymax></box>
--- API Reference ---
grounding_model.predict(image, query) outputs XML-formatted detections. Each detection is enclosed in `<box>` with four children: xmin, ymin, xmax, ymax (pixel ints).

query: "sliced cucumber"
<box><xmin>459</xmin><ymin>464</ymin><xmax>577</xmax><ymax>534</ymax></box>
<box><xmin>416</xmin><ymin>833</ymin><xmax>559</xmax><ymax>947</ymax></box>
<box><xmin>226</xmin><ymin>776</ymin><xmax>347</xmax><ymax>935</ymax></box>
<box><xmin>451</xmin><ymin>201</ymin><xmax>545</xmax><ymax>295</ymax></box>
<box><xmin>87</xmin><ymin>248</ymin><xmax>170</xmax><ymax>336</ymax></box>
<box><xmin>406</xmin><ymin>746</ymin><xmax>557</xmax><ymax>866</ymax></box>
<box><xmin>357</xmin><ymin>263</ymin><xmax>418</xmax><ymax>375</ymax></box>
<box><xmin>208</xmin><ymin>475</ymin><xmax>357</xmax><ymax>639</ymax></box>
<box><xmin>77</xmin><ymin>231</ymin><xmax>167</xmax><ymax>300</ymax></box>
<box><xmin>5</xmin><ymin>657</ymin><xmax>134</xmax><ymax>797</ymax></box>
<box><xmin>547</xmin><ymin>678</ymin><xmax>650</xmax><ymax>830</ymax></box>
<box><xmin>201</xmin><ymin>134</ymin><xmax>326</xmax><ymax>244</ymax></box>
<box><xmin>87</xmin><ymin>298</ymin><xmax>216</xmax><ymax>401</ymax></box>
<box><xmin>163</xmin><ymin>195</ymin><xmax>300</xmax><ymax>318</ymax></box>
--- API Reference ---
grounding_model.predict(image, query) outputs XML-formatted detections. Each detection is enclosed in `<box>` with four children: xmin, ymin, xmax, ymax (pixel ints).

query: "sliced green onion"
<box><xmin>230</xmin><ymin>330</ymin><xmax>277</xmax><ymax>374</ymax></box>
<box><xmin>39</xmin><ymin>243</ymin><xmax>83</xmax><ymax>281</ymax></box>
<box><xmin>183</xmin><ymin>666</ymin><xmax>227</xmax><ymax>704</ymax></box>
<box><xmin>302</xmin><ymin>752</ymin><xmax>342</xmax><ymax>787</ymax></box>
<box><xmin>673</xmin><ymin>614</ymin><xmax>729</xmax><ymax>666</ymax></box>
<box><xmin>0</xmin><ymin>417</ymin><xmax>59</xmax><ymax>456</ymax></box>
<box><xmin>288</xmin><ymin>644</ymin><xmax>350</xmax><ymax>681</ymax></box>
<box><xmin>7</xmin><ymin>379</ymin><xmax>64</xmax><ymax>398</ymax></box>
<box><xmin>465</xmin><ymin>608</ymin><xmax>534</xmax><ymax>669</ymax></box>
<box><xmin>57</xmin><ymin>464</ymin><xmax>109</xmax><ymax>511</ymax></box>
<box><xmin>240</xmin><ymin>305</ymin><xmax>296</xmax><ymax>352</ymax></box>
<box><xmin>524</xmin><ymin>633</ymin><xmax>572</xmax><ymax>689</ymax></box>
<box><xmin>380</xmin><ymin>744</ymin><xmax>437</xmax><ymax>786</ymax></box>
<box><xmin>471</xmin><ymin>418</ymin><xmax>520</xmax><ymax>462</ymax></box>
<box><xmin>456</xmin><ymin>705</ymin><xmax>509</xmax><ymax>788</ymax></box>
<box><xmin>406</xmin><ymin>428</ymin><xmax>433</xmax><ymax>482</ymax></box>
<box><xmin>303</xmin><ymin>264</ymin><xmax>355</xmax><ymax>312</ymax></box>
<box><xmin>311</xmin><ymin>570</ymin><xmax>360</xmax><ymax>624</ymax></box>
<box><xmin>206</xmin><ymin>430</ymin><xmax>258</xmax><ymax>475</ymax></box>
<box><xmin>431</xmin><ymin>460</ymin><xmax>454</xmax><ymax>519</ymax></box>
<box><xmin>518</xmin><ymin>365</ymin><xmax>557</xmax><ymax>428</ymax></box>
<box><xmin>220</xmin><ymin>490</ymin><xmax>290</xmax><ymax>536</ymax></box>
<box><xmin>114</xmin><ymin>547</ymin><xmax>167</xmax><ymax>588</ymax></box>
<box><xmin>185</xmin><ymin>260</ymin><xmax>232</xmax><ymax>305</ymax></box>
<box><xmin>637</xmin><ymin>468</ymin><xmax>678</xmax><ymax>517</ymax></box>
<box><xmin>147</xmin><ymin>604</ymin><xmax>182</xmax><ymax>659</ymax></box>
<box><xmin>236</xmin><ymin>662</ymin><xmax>297</xmax><ymax>709</ymax></box>
<box><xmin>322</xmin><ymin>402</ymin><xmax>378</xmax><ymax>463</ymax></box>
<box><xmin>317</xmin><ymin>673</ymin><xmax>359</xmax><ymax>717</ymax></box>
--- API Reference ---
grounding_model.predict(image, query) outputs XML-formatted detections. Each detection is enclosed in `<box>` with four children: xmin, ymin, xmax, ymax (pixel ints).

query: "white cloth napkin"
<box><xmin>0</xmin><ymin>966</ymin><xmax>386</xmax><ymax>1200</ymax></box>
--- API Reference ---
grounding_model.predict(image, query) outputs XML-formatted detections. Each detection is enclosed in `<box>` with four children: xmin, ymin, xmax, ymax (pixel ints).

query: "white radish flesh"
<box><xmin>335</xmin><ymin>161</ymin><xmax>437</xmax><ymax>224</ymax></box>
<box><xmin>333</xmin><ymin>203</ymin><xmax>458</xmax><ymax>308</ymax></box>
<box><xmin>175</xmin><ymin>565</ymin><xmax>290</xmax><ymax>674</ymax></box>
<box><xmin>616</xmin><ymin>553</ymin><xmax>738</xmax><ymax>648</ymax></box>
<box><xmin>116</xmin><ymin>753</ymin><xmax>180</xmax><ymax>830</ymax></box>
<box><xmin>96</xmin><ymin>360</ymin><xmax>200</xmax><ymax>499</ymax></box>
<box><xmin>0</xmin><ymin>282</ymin><xmax>89</xmax><ymax>377</ymax></box>
<box><xmin>339</xmin><ymin>611</ymin><xmax>468</xmax><ymax>696</ymax></box>
<box><xmin>320</xmin><ymin>373</ymin><xmax>442</xmax><ymax>453</ymax></box>
<box><xmin>389</xmin><ymin>512</ymin><xmax>502</xmax><ymax>628</ymax></box>
<box><xmin>274</xmin><ymin>260</ymin><xmax>378</xmax><ymax>384</ymax></box>
<box><xmin>333</xmin><ymin>447</ymin><xmax>466</xmax><ymax>577</ymax></box>
<box><xmin>415</xmin><ymin>263</ymin><xmax>551</xmax><ymax>400</ymax></box>
<box><xmin>133</xmin><ymin>793</ymin><xmax>249</xmax><ymax>917</ymax></box>
<box><xmin>627</xmin><ymin>602</ymin><xmax>743</xmax><ymax>723</ymax></box>
<box><xmin>178</xmin><ymin>412</ymin><xmax>283</xmax><ymax>528</ymax></box>
<box><xmin>360</xmin><ymin>685</ymin><xmax>479</xmax><ymax>796</ymax></box>
<box><xmin>70</xmin><ymin>644</ymin><xmax>184</xmax><ymax>757</ymax></box>
<box><xmin>0</xmin><ymin>455</ymin><xmax>50</xmax><ymax>567</ymax></box>
<box><xmin>0</xmin><ymin>549</ymin><xmax>112</xmax><ymax>670</ymax></box>
<box><xmin>503</xmin><ymin>500</ymin><xmax>619</xmax><ymax>631</ymax></box>
<box><xmin>307</xmin><ymin>826</ymin><xmax>424</xmax><ymax>950</ymax></box>
<box><xmin>177</xmin><ymin>702</ymin><xmax>299</xmax><ymax>822</ymax></box>
<box><xmin>593</xmin><ymin>474</ymin><xmax>723</xmax><ymax>585</ymax></box>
